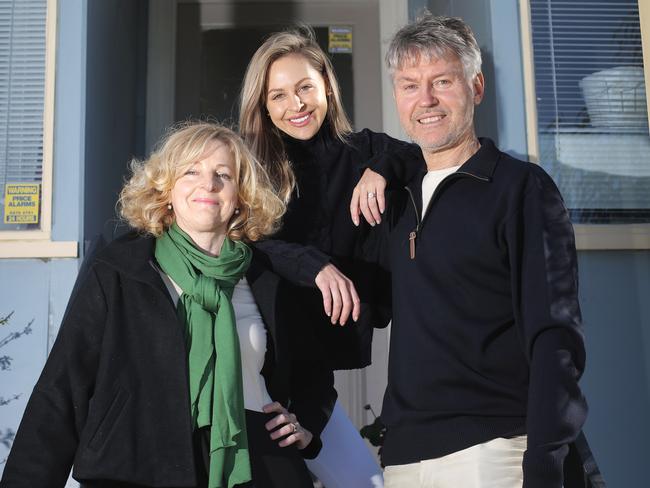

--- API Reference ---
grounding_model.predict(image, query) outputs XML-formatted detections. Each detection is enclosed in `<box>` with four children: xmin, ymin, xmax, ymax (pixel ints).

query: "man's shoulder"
<box><xmin>490</xmin><ymin>145</ymin><xmax>550</xmax><ymax>183</ymax></box>
<box><xmin>488</xmin><ymin>144</ymin><xmax>565</xmax><ymax>207</ymax></box>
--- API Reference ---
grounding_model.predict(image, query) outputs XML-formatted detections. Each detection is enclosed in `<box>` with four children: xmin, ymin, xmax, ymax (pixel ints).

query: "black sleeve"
<box><xmin>358</xmin><ymin>213</ymin><xmax>392</xmax><ymax>272</ymax></box>
<box><xmin>355</xmin><ymin>218</ymin><xmax>392</xmax><ymax>328</ymax></box>
<box><xmin>1</xmin><ymin>266</ymin><xmax>107</xmax><ymax>487</ymax></box>
<box><xmin>506</xmin><ymin>167</ymin><xmax>587</xmax><ymax>488</ymax></box>
<box><xmin>288</xmin><ymin>362</ymin><xmax>337</xmax><ymax>459</ymax></box>
<box><xmin>354</xmin><ymin>129</ymin><xmax>423</xmax><ymax>189</ymax></box>
<box><xmin>253</xmin><ymin>239</ymin><xmax>331</xmax><ymax>288</ymax></box>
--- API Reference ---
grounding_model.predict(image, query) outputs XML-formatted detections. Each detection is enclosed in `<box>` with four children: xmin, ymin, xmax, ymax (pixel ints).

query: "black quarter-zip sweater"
<box><xmin>378</xmin><ymin>139</ymin><xmax>587</xmax><ymax>488</ymax></box>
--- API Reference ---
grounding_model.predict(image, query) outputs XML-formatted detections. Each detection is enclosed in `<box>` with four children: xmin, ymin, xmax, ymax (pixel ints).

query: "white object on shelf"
<box><xmin>579</xmin><ymin>66</ymin><xmax>648</xmax><ymax>129</ymax></box>
<box><xmin>547</xmin><ymin>130</ymin><xmax>650</xmax><ymax>177</ymax></box>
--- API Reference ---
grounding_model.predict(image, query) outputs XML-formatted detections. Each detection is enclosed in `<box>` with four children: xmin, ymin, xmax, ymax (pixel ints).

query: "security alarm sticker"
<box><xmin>4</xmin><ymin>183</ymin><xmax>40</xmax><ymax>224</ymax></box>
<box><xmin>328</xmin><ymin>26</ymin><xmax>352</xmax><ymax>53</ymax></box>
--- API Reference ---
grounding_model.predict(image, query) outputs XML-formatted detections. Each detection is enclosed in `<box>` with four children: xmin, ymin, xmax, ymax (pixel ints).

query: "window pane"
<box><xmin>530</xmin><ymin>0</ymin><xmax>650</xmax><ymax>224</ymax></box>
<box><xmin>0</xmin><ymin>0</ymin><xmax>46</xmax><ymax>231</ymax></box>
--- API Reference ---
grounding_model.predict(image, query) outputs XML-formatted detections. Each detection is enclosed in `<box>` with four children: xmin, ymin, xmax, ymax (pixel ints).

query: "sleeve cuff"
<box><xmin>365</xmin><ymin>153</ymin><xmax>395</xmax><ymax>182</ymax></box>
<box><xmin>301</xmin><ymin>246</ymin><xmax>331</xmax><ymax>284</ymax></box>
<box><xmin>300</xmin><ymin>436</ymin><xmax>323</xmax><ymax>460</ymax></box>
<box><xmin>523</xmin><ymin>446</ymin><xmax>566</xmax><ymax>488</ymax></box>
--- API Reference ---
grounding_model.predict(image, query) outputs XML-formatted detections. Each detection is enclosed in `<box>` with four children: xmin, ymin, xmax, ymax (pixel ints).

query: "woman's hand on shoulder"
<box><xmin>263</xmin><ymin>402</ymin><xmax>314</xmax><ymax>450</ymax></box>
<box><xmin>351</xmin><ymin>168</ymin><xmax>387</xmax><ymax>226</ymax></box>
<box><xmin>315</xmin><ymin>263</ymin><xmax>360</xmax><ymax>325</ymax></box>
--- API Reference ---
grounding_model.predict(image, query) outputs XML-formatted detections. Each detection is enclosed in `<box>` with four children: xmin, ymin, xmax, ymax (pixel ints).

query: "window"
<box><xmin>521</xmin><ymin>0</ymin><xmax>650</xmax><ymax>248</ymax></box>
<box><xmin>0</xmin><ymin>0</ymin><xmax>48</xmax><ymax>232</ymax></box>
<box><xmin>0</xmin><ymin>0</ymin><xmax>74</xmax><ymax>257</ymax></box>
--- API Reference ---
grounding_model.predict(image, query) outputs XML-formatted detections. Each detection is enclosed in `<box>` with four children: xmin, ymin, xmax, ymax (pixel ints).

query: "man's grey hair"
<box><xmin>386</xmin><ymin>13</ymin><xmax>482</xmax><ymax>80</ymax></box>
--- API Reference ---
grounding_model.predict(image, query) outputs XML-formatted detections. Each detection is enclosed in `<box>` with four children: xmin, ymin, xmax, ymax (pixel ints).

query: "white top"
<box><xmin>158</xmin><ymin>271</ymin><xmax>273</xmax><ymax>412</ymax></box>
<box><xmin>421</xmin><ymin>165</ymin><xmax>461</xmax><ymax>214</ymax></box>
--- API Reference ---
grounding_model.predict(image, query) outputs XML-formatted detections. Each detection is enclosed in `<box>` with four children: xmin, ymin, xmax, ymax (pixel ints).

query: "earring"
<box><xmin>234</xmin><ymin>208</ymin><xmax>240</xmax><ymax>215</ymax></box>
<box><xmin>167</xmin><ymin>203</ymin><xmax>172</xmax><ymax>211</ymax></box>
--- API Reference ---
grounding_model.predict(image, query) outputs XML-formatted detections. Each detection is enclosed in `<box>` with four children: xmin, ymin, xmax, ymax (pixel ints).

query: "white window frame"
<box><xmin>519</xmin><ymin>0</ymin><xmax>650</xmax><ymax>250</ymax></box>
<box><xmin>0</xmin><ymin>0</ymin><xmax>77</xmax><ymax>258</ymax></box>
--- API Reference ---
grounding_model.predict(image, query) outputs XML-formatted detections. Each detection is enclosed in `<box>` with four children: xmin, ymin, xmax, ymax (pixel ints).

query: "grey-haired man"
<box><xmin>351</xmin><ymin>14</ymin><xmax>587</xmax><ymax>488</ymax></box>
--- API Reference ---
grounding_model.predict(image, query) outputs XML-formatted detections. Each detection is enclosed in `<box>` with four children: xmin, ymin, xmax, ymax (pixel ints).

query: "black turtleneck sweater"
<box><xmin>255</xmin><ymin>124</ymin><xmax>416</xmax><ymax>370</ymax></box>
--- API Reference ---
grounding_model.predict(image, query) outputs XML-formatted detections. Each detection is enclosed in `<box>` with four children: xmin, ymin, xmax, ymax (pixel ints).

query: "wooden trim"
<box><xmin>574</xmin><ymin>224</ymin><xmax>650</xmax><ymax>251</ymax></box>
<box><xmin>640</xmin><ymin>0</ymin><xmax>650</xmax><ymax>135</ymax></box>
<box><xmin>0</xmin><ymin>240</ymin><xmax>77</xmax><ymax>259</ymax></box>
<box><xmin>0</xmin><ymin>230</ymin><xmax>51</xmax><ymax>241</ymax></box>
<box><xmin>39</xmin><ymin>0</ymin><xmax>57</xmax><ymax>235</ymax></box>
<box><xmin>519</xmin><ymin>0</ymin><xmax>539</xmax><ymax>163</ymax></box>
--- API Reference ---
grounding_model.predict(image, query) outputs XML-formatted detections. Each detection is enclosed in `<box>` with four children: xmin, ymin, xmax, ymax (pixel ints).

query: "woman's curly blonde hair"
<box><xmin>118</xmin><ymin>121</ymin><xmax>285</xmax><ymax>241</ymax></box>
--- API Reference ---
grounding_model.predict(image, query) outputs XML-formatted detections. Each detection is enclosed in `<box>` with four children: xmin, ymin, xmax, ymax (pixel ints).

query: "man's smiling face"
<box><xmin>393</xmin><ymin>52</ymin><xmax>484</xmax><ymax>156</ymax></box>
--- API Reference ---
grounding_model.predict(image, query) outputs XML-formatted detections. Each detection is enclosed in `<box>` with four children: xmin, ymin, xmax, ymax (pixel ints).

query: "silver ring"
<box><xmin>291</xmin><ymin>422</ymin><xmax>299</xmax><ymax>434</ymax></box>
<box><xmin>367</xmin><ymin>191</ymin><xmax>376</xmax><ymax>199</ymax></box>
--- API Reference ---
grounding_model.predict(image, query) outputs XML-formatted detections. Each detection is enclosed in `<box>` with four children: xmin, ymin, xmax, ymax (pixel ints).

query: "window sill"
<box><xmin>575</xmin><ymin>224</ymin><xmax>650</xmax><ymax>250</ymax></box>
<box><xmin>0</xmin><ymin>240</ymin><xmax>78</xmax><ymax>258</ymax></box>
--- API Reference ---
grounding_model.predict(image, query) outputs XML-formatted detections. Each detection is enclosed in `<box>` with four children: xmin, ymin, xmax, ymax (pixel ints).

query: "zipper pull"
<box><xmin>409</xmin><ymin>231</ymin><xmax>417</xmax><ymax>260</ymax></box>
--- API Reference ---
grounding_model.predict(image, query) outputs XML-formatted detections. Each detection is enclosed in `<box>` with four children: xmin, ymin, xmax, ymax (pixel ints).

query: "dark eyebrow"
<box><xmin>267</xmin><ymin>77</ymin><xmax>315</xmax><ymax>96</ymax></box>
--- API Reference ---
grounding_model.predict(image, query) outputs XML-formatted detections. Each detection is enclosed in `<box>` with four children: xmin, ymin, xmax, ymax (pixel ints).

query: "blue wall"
<box><xmin>0</xmin><ymin>0</ymin><xmax>148</xmax><ymax>479</ymax></box>
<box><xmin>0</xmin><ymin>0</ymin><xmax>87</xmax><ymax>471</ymax></box>
<box><xmin>578</xmin><ymin>251</ymin><xmax>650</xmax><ymax>487</ymax></box>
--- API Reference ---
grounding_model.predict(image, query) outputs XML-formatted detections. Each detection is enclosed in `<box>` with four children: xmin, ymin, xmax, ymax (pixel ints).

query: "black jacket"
<box><xmin>255</xmin><ymin>126</ymin><xmax>415</xmax><ymax>370</ymax></box>
<box><xmin>376</xmin><ymin>139</ymin><xmax>587</xmax><ymax>488</ymax></box>
<box><xmin>1</xmin><ymin>233</ymin><xmax>332</xmax><ymax>488</ymax></box>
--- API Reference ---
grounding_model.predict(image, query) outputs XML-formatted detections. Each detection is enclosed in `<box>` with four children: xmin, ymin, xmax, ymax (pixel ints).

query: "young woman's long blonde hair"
<box><xmin>239</xmin><ymin>26</ymin><xmax>352</xmax><ymax>202</ymax></box>
<box><xmin>119</xmin><ymin>121</ymin><xmax>285</xmax><ymax>241</ymax></box>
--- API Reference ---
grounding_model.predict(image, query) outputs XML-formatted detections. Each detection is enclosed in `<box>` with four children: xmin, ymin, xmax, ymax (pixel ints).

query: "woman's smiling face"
<box><xmin>265</xmin><ymin>53</ymin><xmax>329</xmax><ymax>140</ymax></box>
<box><xmin>170</xmin><ymin>142</ymin><xmax>239</xmax><ymax>241</ymax></box>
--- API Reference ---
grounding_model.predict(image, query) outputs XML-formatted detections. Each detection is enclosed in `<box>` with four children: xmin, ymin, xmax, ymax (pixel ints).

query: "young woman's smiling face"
<box><xmin>265</xmin><ymin>53</ymin><xmax>329</xmax><ymax>140</ymax></box>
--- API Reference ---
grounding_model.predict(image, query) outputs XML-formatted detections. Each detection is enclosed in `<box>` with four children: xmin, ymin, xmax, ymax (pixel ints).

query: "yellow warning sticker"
<box><xmin>4</xmin><ymin>183</ymin><xmax>40</xmax><ymax>224</ymax></box>
<box><xmin>328</xmin><ymin>26</ymin><xmax>352</xmax><ymax>53</ymax></box>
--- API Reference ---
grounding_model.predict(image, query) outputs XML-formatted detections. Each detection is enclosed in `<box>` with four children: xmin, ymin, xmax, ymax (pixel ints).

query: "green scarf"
<box><xmin>155</xmin><ymin>223</ymin><xmax>252</xmax><ymax>488</ymax></box>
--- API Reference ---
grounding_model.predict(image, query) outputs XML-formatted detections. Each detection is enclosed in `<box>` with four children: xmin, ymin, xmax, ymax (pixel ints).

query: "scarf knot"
<box><xmin>190</xmin><ymin>275</ymin><xmax>229</xmax><ymax>313</ymax></box>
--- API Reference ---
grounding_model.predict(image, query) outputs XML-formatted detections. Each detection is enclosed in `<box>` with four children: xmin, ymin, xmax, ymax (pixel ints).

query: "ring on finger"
<box><xmin>290</xmin><ymin>422</ymin><xmax>299</xmax><ymax>434</ymax></box>
<box><xmin>367</xmin><ymin>191</ymin><xmax>375</xmax><ymax>199</ymax></box>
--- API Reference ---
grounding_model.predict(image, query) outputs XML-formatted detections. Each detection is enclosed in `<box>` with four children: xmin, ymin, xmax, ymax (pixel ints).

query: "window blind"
<box><xmin>0</xmin><ymin>0</ymin><xmax>47</xmax><ymax>229</ymax></box>
<box><xmin>530</xmin><ymin>0</ymin><xmax>650</xmax><ymax>224</ymax></box>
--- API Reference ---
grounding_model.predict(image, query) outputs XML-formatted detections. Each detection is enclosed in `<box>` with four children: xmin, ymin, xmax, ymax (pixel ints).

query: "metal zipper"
<box><xmin>403</xmin><ymin>171</ymin><xmax>489</xmax><ymax>260</ymax></box>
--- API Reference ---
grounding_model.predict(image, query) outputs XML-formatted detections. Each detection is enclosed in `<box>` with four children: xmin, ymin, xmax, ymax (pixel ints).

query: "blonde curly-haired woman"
<box><xmin>2</xmin><ymin>122</ymin><xmax>333</xmax><ymax>488</ymax></box>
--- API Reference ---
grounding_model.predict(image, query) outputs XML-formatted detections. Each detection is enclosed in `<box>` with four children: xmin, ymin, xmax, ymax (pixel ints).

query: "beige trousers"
<box><xmin>384</xmin><ymin>435</ymin><xmax>526</xmax><ymax>488</ymax></box>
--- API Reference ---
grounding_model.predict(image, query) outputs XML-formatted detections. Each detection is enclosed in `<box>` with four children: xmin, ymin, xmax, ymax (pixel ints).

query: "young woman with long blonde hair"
<box><xmin>240</xmin><ymin>27</ymin><xmax>416</xmax><ymax>488</ymax></box>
